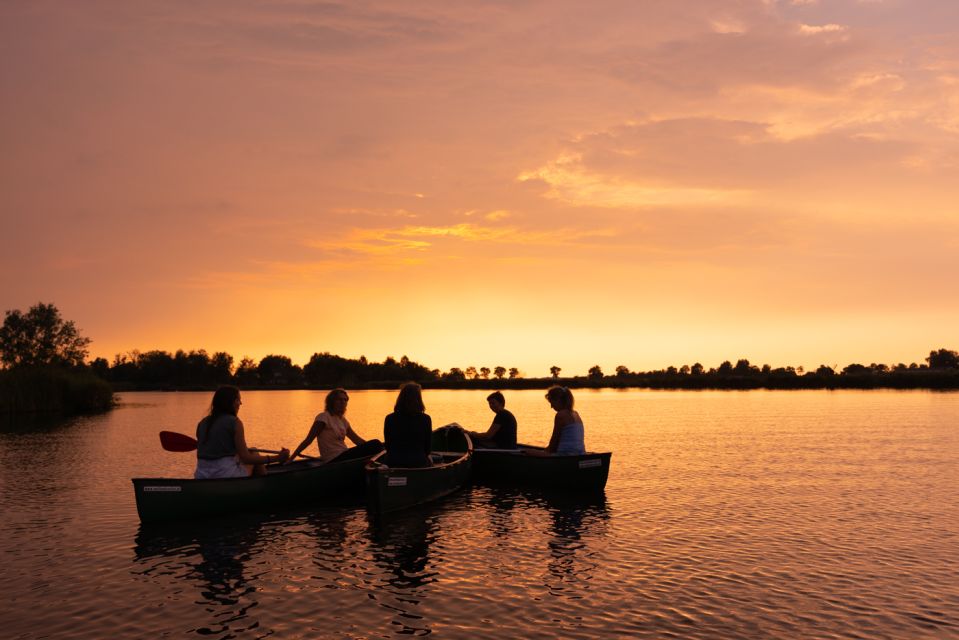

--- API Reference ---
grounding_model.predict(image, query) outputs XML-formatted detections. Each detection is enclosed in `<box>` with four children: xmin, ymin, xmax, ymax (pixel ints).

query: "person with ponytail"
<box><xmin>531</xmin><ymin>385</ymin><xmax>586</xmax><ymax>456</ymax></box>
<box><xmin>194</xmin><ymin>385</ymin><xmax>289</xmax><ymax>479</ymax></box>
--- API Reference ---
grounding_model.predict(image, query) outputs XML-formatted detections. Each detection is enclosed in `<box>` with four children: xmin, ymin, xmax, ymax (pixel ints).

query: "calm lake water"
<box><xmin>1</xmin><ymin>389</ymin><xmax>957</xmax><ymax>638</ymax></box>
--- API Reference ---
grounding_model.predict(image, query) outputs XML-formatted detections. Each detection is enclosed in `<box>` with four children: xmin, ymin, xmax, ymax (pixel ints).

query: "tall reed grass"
<box><xmin>0</xmin><ymin>367</ymin><xmax>115</xmax><ymax>415</ymax></box>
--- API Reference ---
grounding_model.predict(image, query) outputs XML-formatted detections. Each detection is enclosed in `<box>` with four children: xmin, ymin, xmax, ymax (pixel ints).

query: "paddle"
<box><xmin>159</xmin><ymin>430</ymin><xmax>314</xmax><ymax>459</ymax></box>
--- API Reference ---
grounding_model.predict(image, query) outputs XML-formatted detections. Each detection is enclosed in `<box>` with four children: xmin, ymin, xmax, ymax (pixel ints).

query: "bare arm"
<box><xmin>545</xmin><ymin>414</ymin><xmax>563</xmax><ymax>454</ymax></box>
<box><xmin>289</xmin><ymin>418</ymin><xmax>323</xmax><ymax>462</ymax></box>
<box><xmin>234</xmin><ymin>419</ymin><xmax>286</xmax><ymax>465</ymax></box>
<box><xmin>345</xmin><ymin>419</ymin><xmax>366</xmax><ymax>447</ymax></box>
<box><xmin>470</xmin><ymin>423</ymin><xmax>502</xmax><ymax>439</ymax></box>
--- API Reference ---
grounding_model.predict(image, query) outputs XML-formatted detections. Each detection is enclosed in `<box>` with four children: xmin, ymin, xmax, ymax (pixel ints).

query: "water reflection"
<box><xmin>541</xmin><ymin>492</ymin><xmax>610</xmax><ymax>599</ymax></box>
<box><xmin>366</xmin><ymin>508</ymin><xmax>440</xmax><ymax>636</ymax></box>
<box><xmin>133</xmin><ymin>514</ymin><xmax>268</xmax><ymax>637</ymax></box>
<box><xmin>480</xmin><ymin>485</ymin><xmax>611</xmax><ymax>602</ymax></box>
<box><xmin>0</xmin><ymin>412</ymin><xmax>79</xmax><ymax>434</ymax></box>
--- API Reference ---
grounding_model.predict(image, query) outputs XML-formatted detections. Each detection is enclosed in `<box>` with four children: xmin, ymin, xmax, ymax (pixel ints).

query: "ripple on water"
<box><xmin>2</xmin><ymin>390</ymin><xmax>959</xmax><ymax>638</ymax></box>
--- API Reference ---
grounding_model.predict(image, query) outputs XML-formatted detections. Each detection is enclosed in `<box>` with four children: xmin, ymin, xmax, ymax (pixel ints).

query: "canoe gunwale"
<box><xmin>132</xmin><ymin>454</ymin><xmax>374</xmax><ymax>524</ymax></box>
<box><xmin>365</xmin><ymin>426</ymin><xmax>474</xmax><ymax>513</ymax></box>
<box><xmin>472</xmin><ymin>446</ymin><xmax>611</xmax><ymax>491</ymax></box>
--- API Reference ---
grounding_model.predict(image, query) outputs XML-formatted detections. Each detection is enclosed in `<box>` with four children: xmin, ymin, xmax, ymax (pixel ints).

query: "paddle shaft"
<box><xmin>159</xmin><ymin>430</ymin><xmax>314</xmax><ymax>460</ymax></box>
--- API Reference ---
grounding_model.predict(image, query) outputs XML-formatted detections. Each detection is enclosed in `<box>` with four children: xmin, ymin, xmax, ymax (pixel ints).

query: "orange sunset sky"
<box><xmin>2</xmin><ymin>0</ymin><xmax>958</xmax><ymax>376</ymax></box>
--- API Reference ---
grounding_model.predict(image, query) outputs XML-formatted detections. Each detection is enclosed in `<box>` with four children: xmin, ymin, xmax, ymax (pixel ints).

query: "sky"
<box><xmin>2</xmin><ymin>0</ymin><xmax>958</xmax><ymax>376</ymax></box>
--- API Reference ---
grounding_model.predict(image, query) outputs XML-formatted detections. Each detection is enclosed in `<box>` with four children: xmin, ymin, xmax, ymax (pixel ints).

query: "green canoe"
<box><xmin>472</xmin><ymin>444</ymin><xmax>611</xmax><ymax>491</ymax></box>
<box><xmin>366</xmin><ymin>425</ymin><xmax>473</xmax><ymax>514</ymax></box>
<box><xmin>132</xmin><ymin>454</ymin><xmax>372</xmax><ymax>524</ymax></box>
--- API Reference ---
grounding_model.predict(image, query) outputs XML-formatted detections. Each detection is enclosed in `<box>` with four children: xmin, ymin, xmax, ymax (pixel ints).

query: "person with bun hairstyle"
<box><xmin>194</xmin><ymin>385</ymin><xmax>289</xmax><ymax>479</ymax></box>
<box><xmin>531</xmin><ymin>385</ymin><xmax>586</xmax><ymax>456</ymax></box>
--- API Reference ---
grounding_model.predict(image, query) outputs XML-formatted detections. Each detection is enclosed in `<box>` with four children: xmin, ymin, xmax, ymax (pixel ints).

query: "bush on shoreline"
<box><xmin>0</xmin><ymin>367</ymin><xmax>115</xmax><ymax>415</ymax></box>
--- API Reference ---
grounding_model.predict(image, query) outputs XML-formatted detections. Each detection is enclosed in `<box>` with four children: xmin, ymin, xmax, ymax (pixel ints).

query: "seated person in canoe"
<box><xmin>527</xmin><ymin>386</ymin><xmax>586</xmax><ymax>456</ymax></box>
<box><xmin>195</xmin><ymin>385</ymin><xmax>289</xmax><ymax>479</ymax></box>
<box><xmin>288</xmin><ymin>388</ymin><xmax>383</xmax><ymax>463</ymax></box>
<box><xmin>468</xmin><ymin>391</ymin><xmax>517</xmax><ymax>449</ymax></box>
<box><xmin>383</xmin><ymin>382</ymin><xmax>432</xmax><ymax>468</ymax></box>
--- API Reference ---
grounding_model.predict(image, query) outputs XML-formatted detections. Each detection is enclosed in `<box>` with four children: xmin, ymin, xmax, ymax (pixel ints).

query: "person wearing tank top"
<box><xmin>194</xmin><ymin>385</ymin><xmax>289</xmax><ymax>479</ymax></box>
<box><xmin>288</xmin><ymin>388</ymin><xmax>383</xmax><ymax>464</ymax></box>
<box><xmin>528</xmin><ymin>385</ymin><xmax>586</xmax><ymax>456</ymax></box>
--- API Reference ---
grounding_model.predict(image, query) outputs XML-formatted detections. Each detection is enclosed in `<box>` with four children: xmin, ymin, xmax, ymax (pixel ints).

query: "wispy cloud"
<box><xmin>519</xmin><ymin>153</ymin><xmax>752</xmax><ymax>208</ymax></box>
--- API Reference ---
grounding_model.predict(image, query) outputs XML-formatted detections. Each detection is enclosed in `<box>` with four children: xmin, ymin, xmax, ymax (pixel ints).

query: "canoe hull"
<box><xmin>473</xmin><ymin>446</ymin><xmax>611</xmax><ymax>491</ymax></box>
<box><xmin>132</xmin><ymin>455</ymin><xmax>370</xmax><ymax>524</ymax></box>
<box><xmin>366</xmin><ymin>425</ymin><xmax>472</xmax><ymax>514</ymax></box>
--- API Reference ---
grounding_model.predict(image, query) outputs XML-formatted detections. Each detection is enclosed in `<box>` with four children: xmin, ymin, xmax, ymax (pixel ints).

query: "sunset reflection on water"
<box><xmin>1</xmin><ymin>389</ymin><xmax>956</xmax><ymax>638</ymax></box>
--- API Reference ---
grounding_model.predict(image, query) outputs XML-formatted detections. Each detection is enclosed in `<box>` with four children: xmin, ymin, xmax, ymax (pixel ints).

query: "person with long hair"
<box><xmin>288</xmin><ymin>388</ymin><xmax>383</xmax><ymax>463</ymax></box>
<box><xmin>531</xmin><ymin>385</ymin><xmax>586</xmax><ymax>456</ymax></box>
<box><xmin>383</xmin><ymin>382</ymin><xmax>432</xmax><ymax>467</ymax></box>
<box><xmin>194</xmin><ymin>385</ymin><xmax>289</xmax><ymax>479</ymax></box>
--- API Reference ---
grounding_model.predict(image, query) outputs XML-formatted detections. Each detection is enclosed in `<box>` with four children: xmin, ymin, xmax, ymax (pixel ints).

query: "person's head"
<box><xmin>210</xmin><ymin>385</ymin><xmax>241</xmax><ymax>417</ymax></box>
<box><xmin>487</xmin><ymin>391</ymin><xmax>505</xmax><ymax>412</ymax></box>
<box><xmin>545</xmin><ymin>385</ymin><xmax>574</xmax><ymax>411</ymax></box>
<box><xmin>394</xmin><ymin>382</ymin><xmax>425</xmax><ymax>415</ymax></box>
<box><xmin>325</xmin><ymin>388</ymin><xmax>350</xmax><ymax>415</ymax></box>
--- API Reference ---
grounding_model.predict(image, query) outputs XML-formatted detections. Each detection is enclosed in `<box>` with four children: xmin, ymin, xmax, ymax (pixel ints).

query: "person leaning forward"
<box><xmin>469</xmin><ymin>391</ymin><xmax>517</xmax><ymax>449</ymax></box>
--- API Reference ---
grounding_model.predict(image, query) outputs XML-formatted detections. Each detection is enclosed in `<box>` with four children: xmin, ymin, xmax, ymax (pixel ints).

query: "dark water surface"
<box><xmin>1</xmin><ymin>389</ymin><xmax>957</xmax><ymax>638</ymax></box>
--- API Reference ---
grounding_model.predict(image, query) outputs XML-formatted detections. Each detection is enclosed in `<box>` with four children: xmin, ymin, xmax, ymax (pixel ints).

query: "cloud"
<box><xmin>519</xmin><ymin>152</ymin><xmax>752</xmax><ymax>208</ymax></box>
<box><xmin>799</xmin><ymin>23</ymin><xmax>847</xmax><ymax>36</ymax></box>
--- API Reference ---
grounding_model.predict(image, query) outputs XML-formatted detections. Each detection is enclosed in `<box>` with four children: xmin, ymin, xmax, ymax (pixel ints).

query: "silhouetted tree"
<box><xmin>139</xmin><ymin>350</ymin><xmax>176</xmax><ymax>384</ymax></box>
<box><xmin>480</xmin><ymin>367</ymin><xmax>491</xmax><ymax>379</ymax></box>
<box><xmin>550</xmin><ymin>366</ymin><xmax>561</xmax><ymax>378</ymax></box>
<box><xmin>816</xmin><ymin>364</ymin><xmax>835</xmax><ymax>376</ymax></box>
<box><xmin>0</xmin><ymin>302</ymin><xmax>91</xmax><ymax>368</ymax></box>
<box><xmin>211</xmin><ymin>351</ymin><xmax>234</xmax><ymax>383</ymax></box>
<box><xmin>465</xmin><ymin>366</ymin><xmax>478</xmax><ymax>380</ymax></box>
<box><xmin>444</xmin><ymin>367</ymin><xmax>466</xmax><ymax>381</ymax></box>
<box><xmin>587</xmin><ymin>365</ymin><xmax>603</xmax><ymax>380</ymax></box>
<box><xmin>842</xmin><ymin>363</ymin><xmax>870</xmax><ymax>375</ymax></box>
<box><xmin>927</xmin><ymin>348</ymin><xmax>959</xmax><ymax>369</ymax></box>
<box><xmin>615</xmin><ymin>365</ymin><xmax>631</xmax><ymax>378</ymax></box>
<box><xmin>493</xmin><ymin>366</ymin><xmax>506</xmax><ymax>379</ymax></box>
<box><xmin>679</xmin><ymin>365</ymin><xmax>691</xmax><ymax>375</ymax></box>
<box><xmin>734</xmin><ymin>359</ymin><xmax>756</xmax><ymax>375</ymax></box>
<box><xmin>90</xmin><ymin>357</ymin><xmax>110</xmax><ymax>379</ymax></box>
<box><xmin>691</xmin><ymin>363</ymin><xmax>704</xmax><ymax>375</ymax></box>
<box><xmin>508</xmin><ymin>367</ymin><xmax>520</xmax><ymax>379</ymax></box>
<box><xmin>304</xmin><ymin>352</ymin><xmax>354</xmax><ymax>386</ymax></box>
<box><xmin>717</xmin><ymin>360</ymin><xmax>733</xmax><ymax>375</ymax></box>
<box><xmin>235</xmin><ymin>357</ymin><xmax>257</xmax><ymax>385</ymax></box>
<box><xmin>257</xmin><ymin>354</ymin><xmax>301</xmax><ymax>386</ymax></box>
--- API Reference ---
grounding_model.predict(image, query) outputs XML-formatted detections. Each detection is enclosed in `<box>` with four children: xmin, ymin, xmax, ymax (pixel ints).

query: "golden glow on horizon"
<box><xmin>1</xmin><ymin>0</ymin><xmax>957</xmax><ymax>375</ymax></box>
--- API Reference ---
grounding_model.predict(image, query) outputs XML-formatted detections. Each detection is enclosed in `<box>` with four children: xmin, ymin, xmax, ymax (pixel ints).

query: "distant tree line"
<box><xmin>577</xmin><ymin>350</ymin><xmax>959</xmax><ymax>390</ymax></box>
<box><xmin>90</xmin><ymin>347</ymin><xmax>959</xmax><ymax>391</ymax></box>
<box><xmin>3</xmin><ymin>303</ymin><xmax>959</xmax><ymax>396</ymax></box>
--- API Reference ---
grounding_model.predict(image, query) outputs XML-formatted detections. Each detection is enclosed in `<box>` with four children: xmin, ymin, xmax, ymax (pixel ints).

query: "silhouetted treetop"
<box><xmin>0</xmin><ymin>302</ymin><xmax>91</xmax><ymax>369</ymax></box>
<box><xmin>927</xmin><ymin>348</ymin><xmax>959</xmax><ymax>369</ymax></box>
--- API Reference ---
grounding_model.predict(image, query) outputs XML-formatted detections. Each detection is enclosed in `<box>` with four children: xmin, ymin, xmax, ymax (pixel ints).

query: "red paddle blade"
<box><xmin>159</xmin><ymin>430</ymin><xmax>198</xmax><ymax>452</ymax></box>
